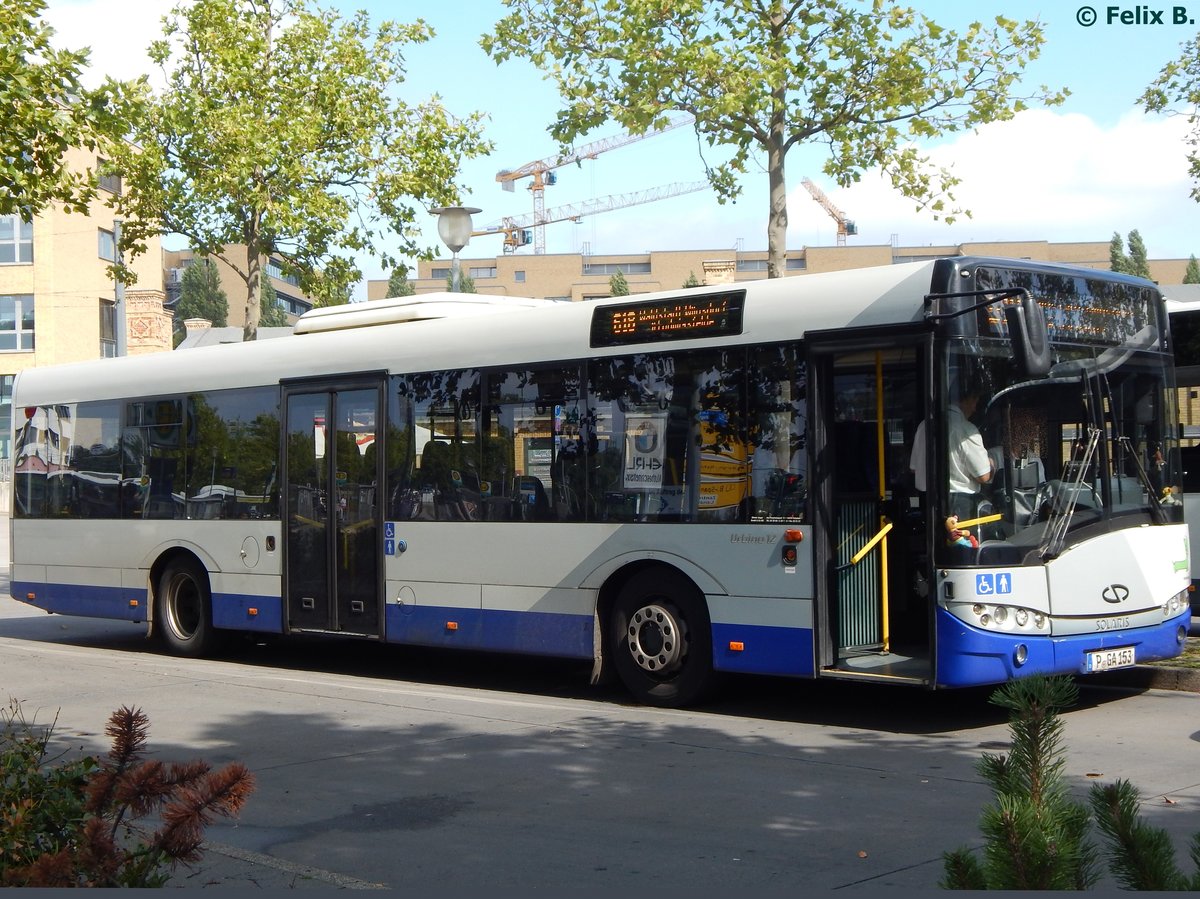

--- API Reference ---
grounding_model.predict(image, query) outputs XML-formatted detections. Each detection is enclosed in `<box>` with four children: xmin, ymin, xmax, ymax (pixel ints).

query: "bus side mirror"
<box><xmin>1005</xmin><ymin>294</ymin><xmax>1052</xmax><ymax>378</ymax></box>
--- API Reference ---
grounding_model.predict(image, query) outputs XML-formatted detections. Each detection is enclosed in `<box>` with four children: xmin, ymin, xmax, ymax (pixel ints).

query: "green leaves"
<box><xmin>112</xmin><ymin>0</ymin><xmax>490</xmax><ymax>339</ymax></box>
<box><xmin>0</xmin><ymin>0</ymin><xmax>146</xmax><ymax>217</ymax></box>
<box><xmin>1142</xmin><ymin>33</ymin><xmax>1200</xmax><ymax>202</ymax></box>
<box><xmin>485</xmin><ymin>0</ymin><xmax>1064</xmax><ymax>275</ymax></box>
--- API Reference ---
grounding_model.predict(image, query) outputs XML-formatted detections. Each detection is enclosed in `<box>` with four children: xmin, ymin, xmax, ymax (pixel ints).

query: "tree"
<box><xmin>1</xmin><ymin>700</ymin><xmax>253</xmax><ymax>887</ymax></box>
<box><xmin>1090</xmin><ymin>780</ymin><xmax>1200</xmax><ymax>890</ymax></box>
<box><xmin>111</xmin><ymin>0</ymin><xmax>490</xmax><ymax>340</ymax></box>
<box><xmin>1110</xmin><ymin>232</ymin><xmax>1133</xmax><ymax>275</ymax></box>
<box><xmin>446</xmin><ymin>269</ymin><xmax>476</xmax><ymax>293</ymax></box>
<box><xmin>1143</xmin><ymin>33</ymin><xmax>1200</xmax><ymax>201</ymax></box>
<box><xmin>484</xmin><ymin>1</ymin><xmax>1064</xmax><ymax>278</ymax></box>
<box><xmin>682</xmin><ymin>271</ymin><xmax>702</xmax><ymax>289</ymax></box>
<box><xmin>609</xmin><ymin>270</ymin><xmax>630</xmax><ymax>296</ymax></box>
<box><xmin>1185</xmin><ymin>254</ymin><xmax>1200</xmax><ymax>284</ymax></box>
<box><xmin>1127</xmin><ymin>228</ymin><xmax>1152</xmax><ymax>279</ymax></box>
<box><xmin>1109</xmin><ymin>230</ymin><xmax>1151</xmax><ymax>278</ymax></box>
<box><xmin>944</xmin><ymin>676</ymin><xmax>1200</xmax><ymax>891</ymax></box>
<box><xmin>174</xmin><ymin>258</ymin><xmax>228</xmax><ymax>327</ymax></box>
<box><xmin>942</xmin><ymin>677</ymin><xmax>1098</xmax><ymax>890</ymax></box>
<box><xmin>387</xmin><ymin>265</ymin><xmax>416</xmax><ymax>297</ymax></box>
<box><xmin>258</xmin><ymin>274</ymin><xmax>289</xmax><ymax>328</ymax></box>
<box><xmin>0</xmin><ymin>0</ymin><xmax>144</xmax><ymax>217</ymax></box>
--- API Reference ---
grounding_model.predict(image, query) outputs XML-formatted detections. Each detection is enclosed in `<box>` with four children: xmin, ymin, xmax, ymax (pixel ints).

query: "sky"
<box><xmin>40</xmin><ymin>0</ymin><xmax>1200</xmax><ymax>299</ymax></box>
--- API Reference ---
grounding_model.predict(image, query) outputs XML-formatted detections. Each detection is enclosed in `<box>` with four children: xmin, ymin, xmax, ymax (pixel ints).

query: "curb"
<box><xmin>1091</xmin><ymin>664</ymin><xmax>1200</xmax><ymax>693</ymax></box>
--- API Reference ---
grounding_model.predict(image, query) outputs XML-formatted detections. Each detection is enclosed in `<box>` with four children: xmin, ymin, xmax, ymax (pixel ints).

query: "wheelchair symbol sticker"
<box><xmin>384</xmin><ymin>522</ymin><xmax>395</xmax><ymax>539</ymax></box>
<box><xmin>975</xmin><ymin>573</ymin><xmax>1012</xmax><ymax>596</ymax></box>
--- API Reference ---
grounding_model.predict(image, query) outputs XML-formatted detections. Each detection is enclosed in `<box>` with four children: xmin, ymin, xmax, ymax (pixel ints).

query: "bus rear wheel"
<box><xmin>156</xmin><ymin>558</ymin><xmax>220</xmax><ymax>657</ymax></box>
<box><xmin>610</xmin><ymin>569</ymin><xmax>713</xmax><ymax>708</ymax></box>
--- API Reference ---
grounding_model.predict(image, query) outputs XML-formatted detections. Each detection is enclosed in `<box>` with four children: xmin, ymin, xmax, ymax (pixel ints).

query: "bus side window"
<box><xmin>13</xmin><ymin>405</ymin><xmax>46</xmax><ymax>518</ymax></box>
<box><xmin>748</xmin><ymin>345</ymin><xmax>807</xmax><ymax>523</ymax></box>
<box><xmin>482</xmin><ymin>365</ymin><xmax>583</xmax><ymax>523</ymax></box>
<box><xmin>390</xmin><ymin>369</ymin><xmax>482</xmax><ymax>522</ymax></box>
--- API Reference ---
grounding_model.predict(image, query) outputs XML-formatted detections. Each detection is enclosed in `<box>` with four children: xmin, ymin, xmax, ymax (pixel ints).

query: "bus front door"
<box><xmin>283</xmin><ymin>379</ymin><xmax>384</xmax><ymax>638</ymax></box>
<box><xmin>810</xmin><ymin>338</ymin><xmax>932</xmax><ymax>684</ymax></box>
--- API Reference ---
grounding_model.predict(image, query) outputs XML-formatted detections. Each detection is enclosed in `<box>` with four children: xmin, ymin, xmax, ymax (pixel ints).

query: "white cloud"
<box><xmin>42</xmin><ymin>0</ymin><xmax>174</xmax><ymax>89</ymax></box>
<box><xmin>535</xmin><ymin>108</ymin><xmax>1200</xmax><ymax>263</ymax></box>
<box><xmin>799</xmin><ymin>109</ymin><xmax>1199</xmax><ymax>257</ymax></box>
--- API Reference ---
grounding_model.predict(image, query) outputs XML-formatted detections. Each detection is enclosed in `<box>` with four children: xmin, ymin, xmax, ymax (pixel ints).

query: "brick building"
<box><xmin>369</xmin><ymin>239</ymin><xmax>1195</xmax><ymax>302</ymax></box>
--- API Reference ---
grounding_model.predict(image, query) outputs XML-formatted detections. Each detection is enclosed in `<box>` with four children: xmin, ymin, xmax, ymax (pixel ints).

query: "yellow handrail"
<box><xmin>954</xmin><ymin>512</ymin><xmax>1002</xmax><ymax>531</ymax></box>
<box><xmin>849</xmin><ymin>520</ymin><xmax>894</xmax><ymax>566</ymax></box>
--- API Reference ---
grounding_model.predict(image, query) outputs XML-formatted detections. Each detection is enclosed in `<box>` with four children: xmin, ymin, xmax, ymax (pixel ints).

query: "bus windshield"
<box><xmin>936</xmin><ymin>339</ymin><xmax>1181</xmax><ymax>566</ymax></box>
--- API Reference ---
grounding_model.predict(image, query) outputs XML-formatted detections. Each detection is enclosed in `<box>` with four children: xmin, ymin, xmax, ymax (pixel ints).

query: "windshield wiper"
<box><xmin>1039</xmin><ymin>426</ymin><xmax>1100</xmax><ymax>560</ymax></box>
<box><xmin>1115</xmin><ymin>436</ymin><xmax>1168</xmax><ymax>524</ymax></box>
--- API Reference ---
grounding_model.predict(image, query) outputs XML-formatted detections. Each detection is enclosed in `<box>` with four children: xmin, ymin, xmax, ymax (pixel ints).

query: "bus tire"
<box><xmin>610</xmin><ymin>569</ymin><xmax>714</xmax><ymax>708</ymax></box>
<box><xmin>156</xmin><ymin>558</ymin><xmax>220</xmax><ymax>657</ymax></box>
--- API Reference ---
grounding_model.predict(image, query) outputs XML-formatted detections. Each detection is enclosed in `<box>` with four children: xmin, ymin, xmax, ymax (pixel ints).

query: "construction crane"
<box><xmin>801</xmin><ymin>177</ymin><xmax>858</xmax><ymax>247</ymax></box>
<box><xmin>474</xmin><ymin>181</ymin><xmax>709</xmax><ymax>253</ymax></box>
<box><xmin>497</xmin><ymin>115</ymin><xmax>695</xmax><ymax>254</ymax></box>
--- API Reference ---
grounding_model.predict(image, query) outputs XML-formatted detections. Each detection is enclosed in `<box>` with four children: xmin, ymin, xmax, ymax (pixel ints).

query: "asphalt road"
<box><xmin>2</xmin><ymin>583</ymin><xmax>1198</xmax><ymax>890</ymax></box>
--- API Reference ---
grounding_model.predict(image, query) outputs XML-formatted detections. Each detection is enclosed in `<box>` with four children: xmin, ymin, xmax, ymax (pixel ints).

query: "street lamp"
<box><xmin>431</xmin><ymin>205</ymin><xmax>481</xmax><ymax>293</ymax></box>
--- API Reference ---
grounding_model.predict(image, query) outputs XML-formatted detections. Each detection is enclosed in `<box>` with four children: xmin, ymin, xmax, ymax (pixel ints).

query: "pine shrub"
<box><xmin>0</xmin><ymin>699</ymin><xmax>254</xmax><ymax>887</ymax></box>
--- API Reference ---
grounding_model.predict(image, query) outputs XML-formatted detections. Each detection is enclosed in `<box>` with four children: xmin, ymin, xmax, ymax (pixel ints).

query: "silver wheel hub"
<box><xmin>626</xmin><ymin>603</ymin><xmax>687</xmax><ymax>674</ymax></box>
<box><xmin>166</xmin><ymin>574</ymin><xmax>200</xmax><ymax>638</ymax></box>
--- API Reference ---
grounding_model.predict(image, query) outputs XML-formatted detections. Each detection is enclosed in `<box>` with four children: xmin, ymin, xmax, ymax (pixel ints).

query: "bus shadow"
<box><xmin>215</xmin><ymin>632</ymin><xmax>1156</xmax><ymax>733</ymax></box>
<box><xmin>0</xmin><ymin>603</ymin><xmax>1141</xmax><ymax>735</ymax></box>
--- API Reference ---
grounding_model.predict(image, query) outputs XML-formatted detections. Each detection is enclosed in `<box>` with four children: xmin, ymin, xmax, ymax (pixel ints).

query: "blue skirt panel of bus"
<box><xmin>14</xmin><ymin>580</ymin><xmax>284</xmax><ymax>634</ymax></box>
<box><xmin>711</xmin><ymin>622</ymin><xmax>816</xmax><ymax>677</ymax></box>
<box><xmin>13</xmin><ymin>580</ymin><xmax>148</xmax><ymax>622</ymax></box>
<box><xmin>211</xmin><ymin>593</ymin><xmax>283</xmax><ymax>633</ymax></box>
<box><xmin>934</xmin><ymin>605</ymin><xmax>1192</xmax><ymax>687</ymax></box>
<box><xmin>384</xmin><ymin>605</ymin><xmax>594</xmax><ymax>659</ymax></box>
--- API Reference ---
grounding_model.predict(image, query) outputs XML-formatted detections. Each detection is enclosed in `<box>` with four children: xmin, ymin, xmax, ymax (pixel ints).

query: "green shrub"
<box><xmin>0</xmin><ymin>698</ymin><xmax>254</xmax><ymax>887</ymax></box>
<box><xmin>942</xmin><ymin>677</ymin><xmax>1098</xmax><ymax>889</ymax></box>
<box><xmin>944</xmin><ymin>675</ymin><xmax>1200</xmax><ymax>891</ymax></box>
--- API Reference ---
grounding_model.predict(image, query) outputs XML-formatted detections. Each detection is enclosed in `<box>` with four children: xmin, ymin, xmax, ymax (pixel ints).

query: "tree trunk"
<box><xmin>766</xmin><ymin>93</ymin><xmax>788</xmax><ymax>279</ymax></box>
<box><xmin>243</xmin><ymin>248</ymin><xmax>262</xmax><ymax>342</ymax></box>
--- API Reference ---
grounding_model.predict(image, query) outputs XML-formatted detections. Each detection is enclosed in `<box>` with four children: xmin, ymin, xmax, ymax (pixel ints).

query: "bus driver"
<box><xmin>909</xmin><ymin>381</ymin><xmax>993</xmax><ymax>519</ymax></box>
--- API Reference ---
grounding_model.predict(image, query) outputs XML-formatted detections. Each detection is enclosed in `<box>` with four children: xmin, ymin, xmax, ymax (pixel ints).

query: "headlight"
<box><xmin>1164</xmin><ymin>590</ymin><xmax>1189</xmax><ymax>617</ymax></box>
<box><xmin>950</xmin><ymin>602</ymin><xmax>1046</xmax><ymax>633</ymax></box>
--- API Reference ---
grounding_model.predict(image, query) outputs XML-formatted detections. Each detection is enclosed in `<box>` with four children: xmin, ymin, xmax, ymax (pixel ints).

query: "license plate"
<box><xmin>1086</xmin><ymin>646</ymin><xmax>1135</xmax><ymax>672</ymax></box>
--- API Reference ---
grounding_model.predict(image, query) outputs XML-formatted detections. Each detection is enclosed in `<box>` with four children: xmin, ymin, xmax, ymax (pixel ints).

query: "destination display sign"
<box><xmin>970</xmin><ymin>266</ymin><xmax>1162</xmax><ymax>348</ymax></box>
<box><xmin>590</xmin><ymin>291</ymin><xmax>746</xmax><ymax>347</ymax></box>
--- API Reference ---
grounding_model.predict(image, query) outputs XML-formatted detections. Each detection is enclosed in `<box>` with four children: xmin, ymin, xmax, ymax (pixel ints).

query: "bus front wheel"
<box><xmin>610</xmin><ymin>569</ymin><xmax>713</xmax><ymax>708</ymax></box>
<box><xmin>156</xmin><ymin>558</ymin><xmax>219</xmax><ymax>657</ymax></box>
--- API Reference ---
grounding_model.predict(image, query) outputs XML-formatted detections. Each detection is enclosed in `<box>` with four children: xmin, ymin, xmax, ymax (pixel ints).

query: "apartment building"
<box><xmin>367</xmin><ymin>239</ymin><xmax>1194</xmax><ymax>302</ymax></box>
<box><xmin>0</xmin><ymin>145</ymin><xmax>166</xmax><ymax>459</ymax></box>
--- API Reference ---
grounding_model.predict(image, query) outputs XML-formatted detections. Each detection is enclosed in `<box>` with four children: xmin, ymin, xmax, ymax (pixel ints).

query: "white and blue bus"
<box><xmin>9</xmin><ymin>258</ymin><xmax>1191</xmax><ymax>706</ymax></box>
